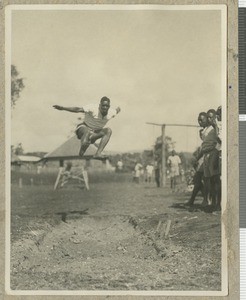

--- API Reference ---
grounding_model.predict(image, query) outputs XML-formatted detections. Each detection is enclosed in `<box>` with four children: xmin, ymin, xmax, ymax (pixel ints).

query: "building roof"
<box><xmin>18</xmin><ymin>155</ymin><xmax>41</xmax><ymax>162</ymax></box>
<box><xmin>43</xmin><ymin>135</ymin><xmax>101</xmax><ymax>161</ymax></box>
<box><xmin>11</xmin><ymin>154</ymin><xmax>41</xmax><ymax>163</ymax></box>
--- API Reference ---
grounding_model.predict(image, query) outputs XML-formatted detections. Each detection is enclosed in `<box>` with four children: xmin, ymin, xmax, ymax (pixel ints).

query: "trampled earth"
<box><xmin>10</xmin><ymin>172</ymin><xmax>222</xmax><ymax>291</ymax></box>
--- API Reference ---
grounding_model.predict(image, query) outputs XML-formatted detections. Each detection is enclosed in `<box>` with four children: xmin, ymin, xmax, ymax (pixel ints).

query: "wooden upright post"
<box><xmin>82</xmin><ymin>169</ymin><xmax>89</xmax><ymax>191</ymax></box>
<box><xmin>146</xmin><ymin>122</ymin><xmax>199</xmax><ymax>187</ymax></box>
<box><xmin>161</xmin><ymin>124</ymin><xmax>166</xmax><ymax>187</ymax></box>
<box><xmin>54</xmin><ymin>167</ymin><xmax>63</xmax><ymax>190</ymax></box>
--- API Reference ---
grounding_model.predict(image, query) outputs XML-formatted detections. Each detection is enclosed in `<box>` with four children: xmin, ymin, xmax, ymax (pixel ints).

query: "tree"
<box><xmin>15</xmin><ymin>143</ymin><xmax>24</xmax><ymax>155</ymax></box>
<box><xmin>11</xmin><ymin>65</ymin><xmax>25</xmax><ymax>108</ymax></box>
<box><xmin>154</xmin><ymin>135</ymin><xmax>175</xmax><ymax>162</ymax></box>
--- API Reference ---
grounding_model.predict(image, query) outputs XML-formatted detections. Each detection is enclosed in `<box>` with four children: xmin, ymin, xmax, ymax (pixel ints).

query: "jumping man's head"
<box><xmin>198</xmin><ymin>112</ymin><xmax>208</xmax><ymax>128</ymax></box>
<box><xmin>207</xmin><ymin>109</ymin><xmax>216</xmax><ymax>126</ymax></box>
<box><xmin>99</xmin><ymin>96</ymin><xmax>110</xmax><ymax>116</ymax></box>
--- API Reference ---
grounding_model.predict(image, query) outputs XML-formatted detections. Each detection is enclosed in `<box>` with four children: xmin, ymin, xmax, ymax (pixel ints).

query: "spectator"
<box><xmin>146</xmin><ymin>164</ymin><xmax>154</xmax><ymax>183</ymax></box>
<box><xmin>196</xmin><ymin>109</ymin><xmax>220</xmax><ymax>210</ymax></box>
<box><xmin>167</xmin><ymin>150</ymin><xmax>182</xmax><ymax>192</ymax></box>
<box><xmin>116</xmin><ymin>159</ymin><xmax>123</xmax><ymax>172</ymax></box>
<box><xmin>133</xmin><ymin>162</ymin><xmax>143</xmax><ymax>184</ymax></box>
<box><xmin>184</xmin><ymin>112</ymin><xmax>207</xmax><ymax>206</ymax></box>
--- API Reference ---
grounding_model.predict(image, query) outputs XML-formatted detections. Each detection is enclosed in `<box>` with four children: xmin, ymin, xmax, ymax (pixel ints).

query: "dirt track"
<box><xmin>10</xmin><ymin>174</ymin><xmax>222</xmax><ymax>291</ymax></box>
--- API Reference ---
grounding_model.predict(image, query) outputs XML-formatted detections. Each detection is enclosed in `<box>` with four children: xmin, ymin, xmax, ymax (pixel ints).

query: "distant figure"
<box><xmin>146</xmin><ymin>164</ymin><xmax>154</xmax><ymax>183</ymax></box>
<box><xmin>167</xmin><ymin>150</ymin><xmax>181</xmax><ymax>191</ymax></box>
<box><xmin>53</xmin><ymin>97</ymin><xmax>121</xmax><ymax>159</ymax></box>
<box><xmin>180</xmin><ymin>168</ymin><xmax>185</xmax><ymax>182</ymax></box>
<box><xmin>37</xmin><ymin>165</ymin><xmax>42</xmax><ymax>174</ymax></box>
<box><xmin>116</xmin><ymin>159</ymin><xmax>123</xmax><ymax>172</ymax></box>
<box><xmin>133</xmin><ymin>162</ymin><xmax>143</xmax><ymax>184</ymax></box>
<box><xmin>65</xmin><ymin>161</ymin><xmax>73</xmax><ymax>172</ymax></box>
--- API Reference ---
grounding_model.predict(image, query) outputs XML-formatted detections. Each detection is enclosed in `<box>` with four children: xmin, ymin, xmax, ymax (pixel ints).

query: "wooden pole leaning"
<box><xmin>54</xmin><ymin>163</ymin><xmax>89</xmax><ymax>191</ymax></box>
<box><xmin>82</xmin><ymin>166</ymin><xmax>89</xmax><ymax>191</ymax></box>
<box><xmin>54</xmin><ymin>167</ymin><xmax>64</xmax><ymax>190</ymax></box>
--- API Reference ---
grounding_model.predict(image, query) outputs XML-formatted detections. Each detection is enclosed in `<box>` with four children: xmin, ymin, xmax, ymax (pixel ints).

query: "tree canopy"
<box><xmin>11</xmin><ymin>65</ymin><xmax>25</xmax><ymax>108</ymax></box>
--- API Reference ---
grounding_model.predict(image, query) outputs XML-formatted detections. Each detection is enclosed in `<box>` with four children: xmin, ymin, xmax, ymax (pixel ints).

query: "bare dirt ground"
<box><xmin>10</xmin><ymin>173</ymin><xmax>222</xmax><ymax>291</ymax></box>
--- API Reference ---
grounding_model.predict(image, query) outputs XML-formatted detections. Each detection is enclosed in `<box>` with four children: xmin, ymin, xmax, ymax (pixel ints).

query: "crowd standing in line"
<box><xmin>185</xmin><ymin>106</ymin><xmax>222</xmax><ymax>211</ymax></box>
<box><xmin>115</xmin><ymin>105</ymin><xmax>222</xmax><ymax>213</ymax></box>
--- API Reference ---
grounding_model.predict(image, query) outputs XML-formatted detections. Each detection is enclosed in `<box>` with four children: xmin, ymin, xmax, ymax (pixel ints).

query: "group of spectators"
<box><xmin>121</xmin><ymin>104</ymin><xmax>222</xmax><ymax>212</ymax></box>
<box><xmin>133</xmin><ymin>162</ymin><xmax>154</xmax><ymax>184</ymax></box>
<box><xmin>185</xmin><ymin>106</ymin><xmax>222</xmax><ymax>211</ymax></box>
<box><xmin>131</xmin><ymin>150</ymin><xmax>182</xmax><ymax>189</ymax></box>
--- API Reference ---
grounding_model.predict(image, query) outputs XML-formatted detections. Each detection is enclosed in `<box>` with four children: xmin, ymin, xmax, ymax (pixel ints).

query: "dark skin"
<box><xmin>216</xmin><ymin>106</ymin><xmax>221</xmax><ymax>122</ymax></box>
<box><xmin>215</xmin><ymin>107</ymin><xmax>222</xmax><ymax>145</ymax></box>
<box><xmin>203</xmin><ymin>109</ymin><xmax>221</xmax><ymax>210</ymax></box>
<box><xmin>185</xmin><ymin>115</ymin><xmax>207</xmax><ymax>206</ymax></box>
<box><xmin>207</xmin><ymin>110</ymin><xmax>217</xmax><ymax>128</ymax></box>
<box><xmin>196</xmin><ymin>114</ymin><xmax>208</xmax><ymax>160</ymax></box>
<box><xmin>195</xmin><ymin>113</ymin><xmax>210</xmax><ymax>206</ymax></box>
<box><xmin>53</xmin><ymin>99</ymin><xmax>120</xmax><ymax>158</ymax></box>
<box><xmin>215</xmin><ymin>107</ymin><xmax>222</xmax><ymax>210</ymax></box>
<box><xmin>53</xmin><ymin>101</ymin><xmax>120</xmax><ymax>116</ymax></box>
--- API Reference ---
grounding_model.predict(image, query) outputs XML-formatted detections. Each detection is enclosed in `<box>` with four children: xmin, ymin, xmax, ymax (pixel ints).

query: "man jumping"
<box><xmin>53</xmin><ymin>97</ymin><xmax>121</xmax><ymax>159</ymax></box>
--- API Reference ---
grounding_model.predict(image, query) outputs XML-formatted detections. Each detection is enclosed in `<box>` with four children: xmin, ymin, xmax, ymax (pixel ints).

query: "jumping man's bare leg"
<box><xmin>79</xmin><ymin>128</ymin><xmax>92</xmax><ymax>157</ymax></box>
<box><xmin>94</xmin><ymin>128</ymin><xmax>112</xmax><ymax>158</ymax></box>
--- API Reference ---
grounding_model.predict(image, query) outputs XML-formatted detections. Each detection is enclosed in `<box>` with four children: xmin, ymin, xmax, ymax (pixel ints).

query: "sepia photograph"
<box><xmin>5</xmin><ymin>4</ymin><xmax>227</xmax><ymax>296</ymax></box>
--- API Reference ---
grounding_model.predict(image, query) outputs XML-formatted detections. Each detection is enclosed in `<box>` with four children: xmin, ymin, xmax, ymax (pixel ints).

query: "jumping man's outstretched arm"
<box><xmin>53</xmin><ymin>105</ymin><xmax>85</xmax><ymax>113</ymax></box>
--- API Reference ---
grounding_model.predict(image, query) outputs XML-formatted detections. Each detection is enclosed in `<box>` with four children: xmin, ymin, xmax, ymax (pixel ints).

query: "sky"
<box><xmin>9</xmin><ymin>6</ymin><xmax>225</xmax><ymax>154</ymax></box>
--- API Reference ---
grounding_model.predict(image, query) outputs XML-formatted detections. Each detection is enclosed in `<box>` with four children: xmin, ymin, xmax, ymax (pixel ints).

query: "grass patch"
<box><xmin>11</xmin><ymin>170</ymin><xmax>131</xmax><ymax>186</ymax></box>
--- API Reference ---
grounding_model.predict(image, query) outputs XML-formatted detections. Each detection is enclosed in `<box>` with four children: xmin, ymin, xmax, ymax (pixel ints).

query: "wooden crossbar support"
<box><xmin>146</xmin><ymin>122</ymin><xmax>199</xmax><ymax>187</ymax></box>
<box><xmin>54</xmin><ymin>167</ymin><xmax>64</xmax><ymax>190</ymax></box>
<box><xmin>54</xmin><ymin>165</ymin><xmax>89</xmax><ymax>190</ymax></box>
<box><xmin>82</xmin><ymin>170</ymin><xmax>89</xmax><ymax>190</ymax></box>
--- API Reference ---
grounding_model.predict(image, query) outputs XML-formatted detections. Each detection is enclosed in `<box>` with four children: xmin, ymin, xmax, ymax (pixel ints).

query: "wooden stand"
<box><xmin>54</xmin><ymin>165</ymin><xmax>89</xmax><ymax>191</ymax></box>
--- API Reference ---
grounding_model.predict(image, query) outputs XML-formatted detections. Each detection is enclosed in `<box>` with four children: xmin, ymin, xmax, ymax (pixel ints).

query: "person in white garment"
<box><xmin>145</xmin><ymin>164</ymin><xmax>154</xmax><ymax>183</ymax></box>
<box><xmin>167</xmin><ymin>150</ymin><xmax>182</xmax><ymax>191</ymax></box>
<box><xmin>133</xmin><ymin>162</ymin><xmax>143</xmax><ymax>184</ymax></box>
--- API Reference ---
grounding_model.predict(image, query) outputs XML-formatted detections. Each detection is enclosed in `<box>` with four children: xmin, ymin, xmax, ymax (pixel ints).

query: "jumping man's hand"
<box><xmin>53</xmin><ymin>105</ymin><xmax>63</xmax><ymax>110</ymax></box>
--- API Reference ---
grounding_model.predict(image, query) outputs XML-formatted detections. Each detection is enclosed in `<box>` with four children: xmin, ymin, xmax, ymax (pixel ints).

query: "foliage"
<box><xmin>11</xmin><ymin>65</ymin><xmax>25</xmax><ymax>108</ymax></box>
<box><xmin>153</xmin><ymin>135</ymin><xmax>175</xmax><ymax>163</ymax></box>
<box><xmin>12</xmin><ymin>143</ymin><xmax>24</xmax><ymax>155</ymax></box>
<box><xmin>153</xmin><ymin>136</ymin><xmax>194</xmax><ymax>171</ymax></box>
<box><xmin>179</xmin><ymin>152</ymin><xmax>194</xmax><ymax>171</ymax></box>
<box><xmin>189</xmin><ymin>147</ymin><xmax>201</xmax><ymax>169</ymax></box>
<box><xmin>109</xmin><ymin>152</ymin><xmax>143</xmax><ymax>172</ymax></box>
